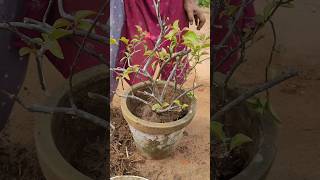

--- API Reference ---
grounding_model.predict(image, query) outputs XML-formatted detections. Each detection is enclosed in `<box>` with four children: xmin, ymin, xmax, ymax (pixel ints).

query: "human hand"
<box><xmin>184</xmin><ymin>0</ymin><xmax>206</xmax><ymax>30</ymax></box>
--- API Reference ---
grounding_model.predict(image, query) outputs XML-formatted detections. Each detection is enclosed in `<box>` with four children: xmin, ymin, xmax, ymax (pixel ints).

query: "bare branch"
<box><xmin>43</xmin><ymin>0</ymin><xmax>54</xmax><ymax>23</ymax></box>
<box><xmin>57</xmin><ymin>0</ymin><xmax>109</xmax><ymax>32</ymax></box>
<box><xmin>88</xmin><ymin>92</ymin><xmax>109</xmax><ymax>103</ymax></box>
<box><xmin>115</xmin><ymin>92</ymin><xmax>150</xmax><ymax>106</ymax></box>
<box><xmin>265</xmin><ymin>20</ymin><xmax>277</xmax><ymax>99</ymax></box>
<box><xmin>212</xmin><ymin>70</ymin><xmax>299</xmax><ymax>120</ymax></box>
<box><xmin>0</xmin><ymin>90</ymin><xmax>107</xmax><ymax>128</ymax></box>
<box><xmin>68</xmin><ymin>0</ymin><xmax>108</xmax><ymax>109</ymax></box>
<box><xmin>0</xmin><ymin>21</ymin><xmax>108</xmax><ymax>43</ymax></box>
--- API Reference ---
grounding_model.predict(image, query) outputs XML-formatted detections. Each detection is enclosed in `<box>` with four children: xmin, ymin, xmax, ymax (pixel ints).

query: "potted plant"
<box><xmin>0</xmin><ymin>0</ymin><xmax>109</xmax><ymax>179</ymax></box>
<box><xmin>211</xmin><ymin>0</ymin><xmax>296</xmax><ymax>179</ymax></box>
<box><xmin>110</xmin><ymin>0</ymin><xmax>209</xmax><ymax>159</ymax></box>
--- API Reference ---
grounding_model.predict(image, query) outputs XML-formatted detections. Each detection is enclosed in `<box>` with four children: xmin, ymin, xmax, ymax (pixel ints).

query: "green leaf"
<box><xmin>246</xmin><ymin>97</ymin><xmax>267</xmax><ymax>115</ymax></box>
<box><xmin>164</xmin><ymin>30</ymin><xmax>177</xmax><ymax>41</ymax></box>
<box><xmin>32</xmin><ymin>38</ymin><xmax>44</xmax><ymax>45</ymax></box>
<box><xmin>183</xmin><ymin>30</ymin><xmax>197</xmax><ymax>42</ymax></box>
<box><xmin>152</xmin><ymin>103</ymin><xmax>162</xmax><ymax>111</ymax></box>
<box><xmin>110</xmin><ymin>38</ymin><xmax>117</xmax><ymax>45</ymax></box>
<box><xmin>48</xmin><ymin>40</ymin><xmax>64</xmax><ymax>59</ymax></box>
<box><xmin>74</xmin><ymin>10</ymin><xmax>96</xmax><ymax>22</ymax></box>
<box><xmin>144</xmin><ymin>50</ymin><xmax>154</xmax><ymax>57</ymax></box>
<box><xmin>158</xmin><ymin>48</ymin><xmax>169</xmax><ymax>60</ymax></box>
<box><xmin>53</xmin><ymin>18</ymin><xmax>71</xmax><ymax>28</ymax></box>
<box><xmin>132</xmin><ymin>65</ymin><xmax>140</xmax><ymax>72</ymax></box>
<box><xmin>162</xmin><ymin>102</ymin><xmax>170</xmax><ymax>108</ymax></box>
<box><xmin>173</xmin><ymin>99</ymin><xmax>182</xmax><ymax>106</ymax></box>
<box><xmin>19</xmin><ymin>47</ymin><xmax>32</xmax><ymax>56</ymax></box>
<box><xmin>172</xmin><ymin>20</ymin><xmax>180</xmax><ymax>31</ymax></box>
<box><xmin>186</xmin><ymin>92</ymin><xmax>195</xmax><ymax>98</ymax></box>
<box><xmin>123</xmin><ymin>71</ymin><xmax>130</xmax><ymax>80</ymax></box>
<box><xmin>49</xmin><ymin>28</ymin><xmax>72</xmax><ymax>40</ymax></box>
<box><xmin>181</xmin><ymin>104</ymin><xmax>189</xmax><ymax>110</ymax></box>
<box><xmin>266</xmin><ymin>101</ymin><xmax>281</xmax><ymax>124</ymax></box>
<box><xmin>120</xmin><ymin>37</ymin><xmax>129</xmax><ymax>45</ymax></box>
<box><xmin>77</xmin><ymin>21</ymin><xmax>93</xmax><ymax>31</ymax></box>
<box><xmin>211</xmin><ymin>121</ymin><xmax>226</xmax><ymax>141</ymax></box>
<box><xmin>230</xmin><ymin>133</ymin><xmax>253</xmax><ymax>151</ymax></box>
<box><xmin>151</xmin><ymin>61</ymin><xmax>157</xmax><ymax>70</ymax></box>
<box><xmin>42</xmin><ymin>33</ymin><xmax>64</xmax><ymax>59</ymax></box>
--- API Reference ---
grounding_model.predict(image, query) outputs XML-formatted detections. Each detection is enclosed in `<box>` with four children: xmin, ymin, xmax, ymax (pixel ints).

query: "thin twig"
<box><xmin>265</xmin><ymin>20</ymin><xmax>277</xmax><ymax>99</ymax></box>
<box><xmin>68</xmin><ymin>0</ymin><xmax>108</xmax><ymax>110</ymax></box>
<box><xmin>88</xmin><ymin>92</ymin><xmax>109</xmax><ymax>103</ymax></box>
<box><xmin>57</xmin><ymin>0</ymin><xmax>109</xmax><ymax>32</ymax></box>
<box><xmin>115</xmin><ymin>92</ymin><xmax>150</xmax><ymax>106</ymax></box>
<box><xmin>0</xmin><ymin>90</ymin><xmax>107</xmax><ymax>128</ymax></box>
<box><xmin>157</xmin><ymin>85</ymin><xmax>203</xmax><ymax>113</ymax></box>
<box><xmin>72</xmin><ymin>39</ymin><xmax>107</xmax><ymax>65</ymax></box>
<box><xmin>43</xmin><ymin>0</ymin><xmax>54</xmax><ymax>23</ymax></box>
<box><xmin>0</xmin><ymin>21</ymin><xmax>108</xmax><ymax>43</ymax></box>
<box><xmin>160</xmin><ymin>63</ymin><xmax>178</xmax><ymax>102</ymax></box>
<box><xmin>212</xmin><ymin>70</ymin><xmax>299</xmax><ymax>120</ymax></box>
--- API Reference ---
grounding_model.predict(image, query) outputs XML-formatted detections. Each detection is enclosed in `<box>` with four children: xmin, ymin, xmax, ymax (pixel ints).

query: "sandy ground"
<box><xmin>236</xmin><ymin>1</ymin><xmax>320</xmax><ymax>179</ymax></box>
<box><xmin>111</xmin><ymin>8</ymin><xmax>211</xmax><ymax>180</ymax></box>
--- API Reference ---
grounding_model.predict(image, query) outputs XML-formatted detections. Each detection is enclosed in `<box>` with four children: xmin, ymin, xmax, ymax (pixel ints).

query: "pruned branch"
<box><xmin>212</xmin><ymin>70</ymin><xmax>299</xmax><ymax>120</ymax></box>
<box><xmin>68</xmin><ymin>0</ymin><xmax>108</xmax><ymax>111</ymax></box>
<box><xmin>0</xmin><ymin>90</ymin><xmax>107</xmax><ymax>128</ymax></box>
<box><xmin>43</xmin><ymin>0</ymin><xmax>54</xmax><ymax>23</ymax></box>
<box><xmin>0</xmin><ymin>21</ymin><xmax>108</xmax><ymax>43</ymax></box>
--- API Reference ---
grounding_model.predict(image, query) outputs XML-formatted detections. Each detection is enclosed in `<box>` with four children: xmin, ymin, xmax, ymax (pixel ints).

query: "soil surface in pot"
<box><xmin>128</xmin><ymin>87</ymin><xmax>191</xmax><ymax>123</ymax></box>
<box><xmin>52</xmin><ymin>79</ymin><xmax>107</xmax><ymax>180</ymax></box>
<box><xmin>212</xmin><ymin>91</ymin><xmax>258</xmax><ymax>180</ymax></box>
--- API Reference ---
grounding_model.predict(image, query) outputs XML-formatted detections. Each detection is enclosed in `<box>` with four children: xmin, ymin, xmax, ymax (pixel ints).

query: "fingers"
<box><xmin>185</xmin><ymin>7</ymin><xmax>194</xmax><ymax>25</ymax></box>
<box><xmin>194</xmin><ymin>9</ymin><xmax>206</xmax><ymax>30</ymax></box>
<box><xmin>197</xmin><ymin>14</ymin><xmax>206</xmax><ymax>30</ymax></box>
<box><xmin>195</xmin><ymin>15</ymin><xmax>200</xmax><ymax>27</ymax></box>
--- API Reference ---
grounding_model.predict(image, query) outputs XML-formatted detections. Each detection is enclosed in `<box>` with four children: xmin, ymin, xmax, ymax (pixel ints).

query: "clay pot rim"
<box><xmin>213</xmin><ymin>72</ymin><xmax>278</xmax><ymax>180</ymax></box>
<box><xmin>34</xmin><ymin>65</ymin><xmax>107</xmax><ymax>180</ymax></box>
<box><xmin>111</xmin><ymin>175</ymin><xmax>149</xmax><ymax>180</ymax></box>
<box><xmin>120</xmin><ymin>81</ymin><xmax>197</xmax><ymax>135</ymax></box>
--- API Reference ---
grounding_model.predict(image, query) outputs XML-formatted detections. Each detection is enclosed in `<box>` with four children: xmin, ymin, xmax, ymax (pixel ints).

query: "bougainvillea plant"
<box><xmin>110</xmin><ymin>0</ymin><xmax>209</xmax><ymax>114</ymax></box>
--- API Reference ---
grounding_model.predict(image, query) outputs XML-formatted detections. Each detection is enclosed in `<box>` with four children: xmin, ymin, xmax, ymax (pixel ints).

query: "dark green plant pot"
<box><xmin>213</xmin><ymin>73</ymin><xmax>278</xmax><ymax>180</ymax></box>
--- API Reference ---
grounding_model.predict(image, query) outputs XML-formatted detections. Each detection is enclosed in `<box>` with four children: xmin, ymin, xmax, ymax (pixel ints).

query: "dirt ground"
<box><xmin>236</xmin><ymin>1</ymin><xmax>320</xmax><ymax>179</ymax></box>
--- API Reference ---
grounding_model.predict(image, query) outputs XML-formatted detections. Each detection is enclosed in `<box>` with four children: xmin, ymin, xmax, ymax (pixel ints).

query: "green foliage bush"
<box><xmin>198</xmin><ymin>0</ymin><xmax>210</xmax><ymax>7</ymax></box>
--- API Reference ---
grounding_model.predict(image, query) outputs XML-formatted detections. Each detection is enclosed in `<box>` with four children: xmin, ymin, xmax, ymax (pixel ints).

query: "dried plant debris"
<box><xmin>0</xmin><ymin>132</ymin><xmax>45</xmax><ymax>180</ymax></box>
<box><xmin>110</xmin><ymin>107</ymin><xmax>145</xmax><ymax>177</ymax></box>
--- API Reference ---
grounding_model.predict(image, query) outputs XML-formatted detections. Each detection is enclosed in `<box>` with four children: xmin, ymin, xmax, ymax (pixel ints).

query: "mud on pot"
<box><xmin>121</xmin><ymin>81</ymin><xmax>197</xmax><ymax>160</ymax></box>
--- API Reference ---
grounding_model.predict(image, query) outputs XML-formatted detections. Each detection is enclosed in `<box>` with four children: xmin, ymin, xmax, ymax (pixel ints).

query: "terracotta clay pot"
<box><xmin>34</xmin><ymin>65</ymin><xmax>107</xmax><ymax>180</ymax></box>
<box><xmin>121</xmin><ymin>81</ymin><xmax>197</xmax><ymax>159</ymax></box>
